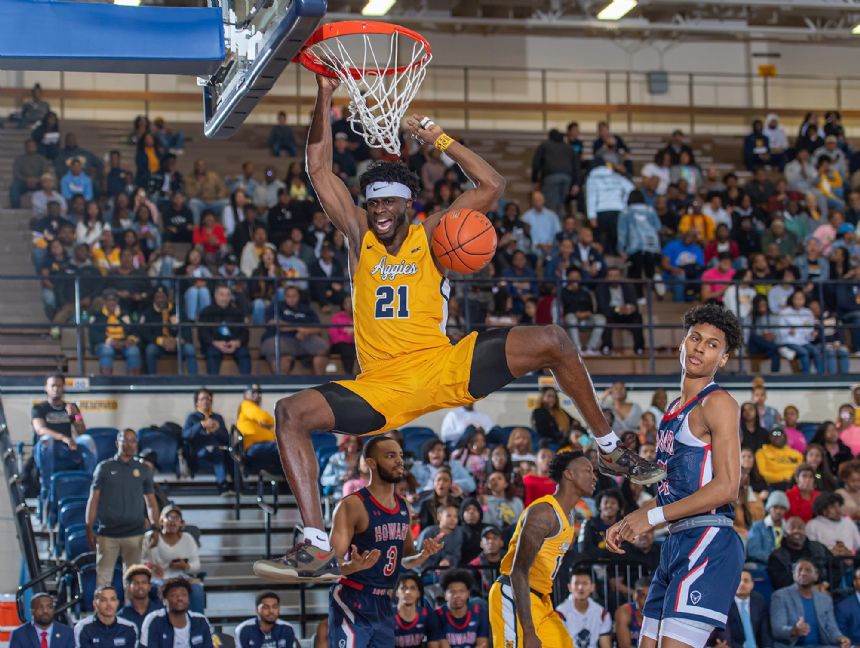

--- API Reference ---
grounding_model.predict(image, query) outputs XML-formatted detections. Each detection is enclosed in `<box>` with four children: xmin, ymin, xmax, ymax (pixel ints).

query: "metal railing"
<box><xmin>4</xmin><ymin>273</ymin><xmax>859</xmax><ymax>376</ymax></box>
<box><xmin>4</xmin><ymin>67</ymin><xmax>860</xmax><ymax>133</ymax></box>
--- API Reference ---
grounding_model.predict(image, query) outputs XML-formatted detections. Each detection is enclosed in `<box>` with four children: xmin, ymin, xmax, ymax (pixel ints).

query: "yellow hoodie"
<box><xmin>237</xmin><ymin>399</ymin><xmax>275</xmax><ymax>450</ymax></box>
<box><xmin>755</xmin><ymin>444</ymin><xmax>803</xmax><ymax>485</ymax></box>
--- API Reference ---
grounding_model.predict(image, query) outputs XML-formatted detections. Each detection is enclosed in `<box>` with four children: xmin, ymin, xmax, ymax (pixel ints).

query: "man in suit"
<box><xmin>835</xmin><ymin>566</ymin><xmax>860</xmax><ymax>644</ymax></box>
<box><xmin>9</xmin><ymin>593</ymin><xmax>74</xmax><ymax>648</ymax></box>
<box><xmin>770</xmin><ymin>559</ymin><xmax>850</xmax><ymax>648</ymax></box>
<box><xmin>596</xmin><ymin>265</ymin><xmax>644</xmax><ymax>354</ymax></box>
<box><xmin>711</xmin><ymin>570</ymin><xmax>772</xmax><ymax>648</ymax></box>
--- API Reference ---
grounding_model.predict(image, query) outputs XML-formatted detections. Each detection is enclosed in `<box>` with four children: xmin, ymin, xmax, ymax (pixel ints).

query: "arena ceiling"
<box><xmin>91</xmin><ymin>0</ymin><xmax>860</xmax><ymax>42</ymax></box>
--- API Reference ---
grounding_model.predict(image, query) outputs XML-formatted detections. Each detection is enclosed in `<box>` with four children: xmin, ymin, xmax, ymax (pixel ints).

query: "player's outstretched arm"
<box><xmin>612</xmin><ymin>391</ymin><xmax>741</xmax><ymax>543</ymax></box>
<box><xmin>509</xmin><ymin>503</ymin><xmax>559</xmax><ymax>648</ymax></box>
<box><xmin>306</xmin><ymin>75</ymin><xmax>366</xmax><ymax>245</ymax></box>
<box><xmin>329</xmin><ymin>497</ymin><xmax>381</xmax><ymax>576</ymax></box>
<box><xmin>405</xmin><ymin>115</ymin><xmax>506</xmax><ymax>223</ymax></box>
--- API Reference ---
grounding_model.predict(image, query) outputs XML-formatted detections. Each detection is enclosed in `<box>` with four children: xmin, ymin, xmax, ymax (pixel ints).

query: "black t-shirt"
<box><xmin>31</xmin><ymin>400</ymin><xmax>72</xmax><ymax>444</ymax></box>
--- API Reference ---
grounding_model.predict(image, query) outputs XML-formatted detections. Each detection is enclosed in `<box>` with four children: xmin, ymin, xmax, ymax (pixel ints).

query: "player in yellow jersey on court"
<box><xmin>253</xmin><ymin>73</ymin><xmax>663</xmax><ymax>584</ymax></box>
<box><xmin>489</xmin><ymin>451</ymin><xmax>596</xmax><ymax>648</ymax></box>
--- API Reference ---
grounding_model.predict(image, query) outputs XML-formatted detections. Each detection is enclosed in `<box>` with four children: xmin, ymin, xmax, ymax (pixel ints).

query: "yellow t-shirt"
<box><xmin>755</xmin><ymin>444</ymin><xmax>803</xmax><ymax>484</ymax></box>
<box><xmin>499</xmin><ymin>494</ymin><xmax>574</xmax><ymax>595</ymax></box>
<box><xmin>237</xmin><ymin>399</ymin><xmax>275</xmax><ymax>450</ymax></box>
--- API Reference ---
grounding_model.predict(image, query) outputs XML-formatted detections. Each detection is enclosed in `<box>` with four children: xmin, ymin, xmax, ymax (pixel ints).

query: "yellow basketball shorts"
<box><xmin>489</xmin><ymin>579</ymin><xmax>572</xmax><ymax>648</ymax></box>
<box><xmin>312</xmin><ymin>329</ymin><xmax>514</xmax><ymax>436</ymax></box>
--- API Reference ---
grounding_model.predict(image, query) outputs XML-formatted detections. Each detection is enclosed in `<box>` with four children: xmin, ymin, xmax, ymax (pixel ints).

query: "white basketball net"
<box><xmin>304</xmin><ymin>30</ymin><xmax>431</xmax><ymax>155</ymax></box>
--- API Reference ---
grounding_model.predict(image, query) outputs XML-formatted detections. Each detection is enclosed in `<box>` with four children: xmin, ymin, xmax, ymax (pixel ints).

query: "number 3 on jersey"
<box><xmin>375</xmin><ymin>285</ymin><xmax>410</xmax><ymax>319</ymax></box>
<box><xmin>382</xmin><ymin>546</ymin><xmax>398</xmax><ymax>576</ymax></box>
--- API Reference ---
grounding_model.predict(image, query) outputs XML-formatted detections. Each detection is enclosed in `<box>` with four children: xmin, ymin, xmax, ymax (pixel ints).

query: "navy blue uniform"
<box><xmin>435</xmin><ymin>601</ymin><xmax>490</xmax><ymax>648</ymax></box>
<box><xmin>329</xmin><ymin>488</ymin><xmax>411</xmax><ymax>648</ymax></box>
<box><xmin>394</xmin><ymin>606</ymin><xmax>442</xmax><ymax>647</ymax></box>
<box><xmin>118</xmin><ymin>599</ymin><xmax>163</xmax><ymax>632</ymax></box>
<box><xmin>73</xmin><ymin>615</ymin><xmax>138</xmax><ymax>648</ymax></box>
<box><xmin>643</xmin><ymin>382</ymin><xmax>744</xmax><ymax>630</ymax></box>
<box><xmin>234</xmin><ymin>617</ymin><xmax>296</xmax><ymax>648</ymax></box>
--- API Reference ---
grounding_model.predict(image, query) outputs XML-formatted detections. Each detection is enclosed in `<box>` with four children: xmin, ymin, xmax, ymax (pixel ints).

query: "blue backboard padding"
<box><xmin>0</xmin><ymin>0</ymin><xmax>225</xmax><ymax>75</ymax></box>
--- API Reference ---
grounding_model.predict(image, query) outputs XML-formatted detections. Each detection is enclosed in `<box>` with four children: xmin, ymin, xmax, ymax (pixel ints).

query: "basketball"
<box><xmin>431</xmin><ymin>209</ymin><xmax>497</xmax><ymax>274</ymax></box>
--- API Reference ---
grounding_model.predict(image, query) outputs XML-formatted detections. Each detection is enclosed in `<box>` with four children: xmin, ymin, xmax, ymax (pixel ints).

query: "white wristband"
<box><xmin>647</xmin><ymin>506</ymin><xmax>666</xmax><ymax>527</ymax></box>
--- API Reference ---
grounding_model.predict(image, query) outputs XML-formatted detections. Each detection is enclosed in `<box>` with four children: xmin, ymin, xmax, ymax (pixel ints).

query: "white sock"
<box><xmin>303</xmin><ymin>527</ymin><xmax>331</xmax><ymax>552</ymax></box>
<box><xmin>595</xmin><ymin>431</ymin><xmax>621</xmax><ymax>453</ymax></box>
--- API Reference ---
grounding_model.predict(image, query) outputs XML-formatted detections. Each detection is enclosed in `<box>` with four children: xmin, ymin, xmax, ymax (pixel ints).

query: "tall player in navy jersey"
<box><xmin>328</xmin><ymin>436</ymin><xmax>443</xmax><ymax>648</ymax></box>
<box><xmin>606</xmin><ymin>304</ymin><xmax>744</xmax><ymax>648</ymax></box>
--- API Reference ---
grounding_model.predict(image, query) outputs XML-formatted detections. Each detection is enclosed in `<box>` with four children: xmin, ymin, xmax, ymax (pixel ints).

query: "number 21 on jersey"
<box><xmin>375</xmin><ymin>285</ymin><xmax>410</xmax><ymax>319</ymax></box>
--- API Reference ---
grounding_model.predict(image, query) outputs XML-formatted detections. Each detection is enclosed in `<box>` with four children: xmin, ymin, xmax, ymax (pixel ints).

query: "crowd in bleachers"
<box><xmin>7</xmin><ymin>83</ymin><xmax>859</xmax><ymax>375</ymax></box>
<box><xmin>16</xmin><ymin>363</ymin><xmax>860</xmax><ymax>646</ymax></box>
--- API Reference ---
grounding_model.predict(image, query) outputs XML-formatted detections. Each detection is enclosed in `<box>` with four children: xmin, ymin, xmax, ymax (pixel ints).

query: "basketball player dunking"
<box><xmin>606</xmin><ymin>304</ymin><xmax>745</xmax><ymax>648</ymax></box>
<box><xmin>254</xmin><ymin>74</ymin><xmax>664</xmax><ymax>583</ymax></box>
<box><xmin>327</xmin><ymin>435</ymin><xmax>443</xmax><ymax>648</ymax></box>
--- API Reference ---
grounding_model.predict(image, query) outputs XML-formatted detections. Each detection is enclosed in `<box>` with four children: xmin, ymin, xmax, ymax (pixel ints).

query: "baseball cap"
<box><xmin>481</xmin><ymin>525</ymin><xmax>503</xmax><ymax>539</ymax></box>
<box><xmin>224</xmin><ymin>253</ymin><xmax>239</xmax><ymax>265</ymax></box>
<box><xmin>837</xmin><ymin>223</ymin><xmax>854</xmax><ymax>236</ymax></box>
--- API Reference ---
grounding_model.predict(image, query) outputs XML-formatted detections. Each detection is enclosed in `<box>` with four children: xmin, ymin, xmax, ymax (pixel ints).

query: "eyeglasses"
<box><xmin>770</xmin><ymin>430</ymin><xmax>784</xmax><ymax>437</ymax></box>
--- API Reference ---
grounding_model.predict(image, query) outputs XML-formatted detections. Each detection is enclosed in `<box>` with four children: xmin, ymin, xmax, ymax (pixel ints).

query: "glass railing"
<box><xmin>3</xmin><ymin>273</ymin><xmax>858</xmax><ymax>377</ymax></box>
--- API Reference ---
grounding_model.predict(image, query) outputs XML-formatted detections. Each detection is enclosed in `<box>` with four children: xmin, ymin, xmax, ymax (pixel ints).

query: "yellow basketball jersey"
<box><xmin>352</xmin><ymin>224</ymin><xmax>451</xmax><ymax>370</ymax></box>
<box><xmin>499</xmin><ymin>495</ymin><xmax>574</xmax><ymax>595</ymax></box>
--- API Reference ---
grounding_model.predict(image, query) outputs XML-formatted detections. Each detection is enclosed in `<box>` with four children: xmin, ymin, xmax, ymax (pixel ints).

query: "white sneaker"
<box><xmin>779</xmin><ymin>347</ymin><xmax>796</xmax><ymax>361</ymax></box>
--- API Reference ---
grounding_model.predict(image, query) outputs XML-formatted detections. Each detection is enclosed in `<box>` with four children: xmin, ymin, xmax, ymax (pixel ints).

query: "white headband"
<box><xmin>365</xmin><ymin>181</ymin><xmax>412</xmax><ymax>200</ymax></box>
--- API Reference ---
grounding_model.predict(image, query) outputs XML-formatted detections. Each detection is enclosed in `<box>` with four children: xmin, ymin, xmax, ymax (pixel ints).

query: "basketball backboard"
<box><xmin>201</xmin><ymin>0</ymin><xmax>326</xmax><ymax>139</ymax></box>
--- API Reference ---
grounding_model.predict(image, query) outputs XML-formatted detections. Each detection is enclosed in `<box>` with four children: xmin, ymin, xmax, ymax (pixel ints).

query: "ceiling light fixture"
<box><xmin>597</xmin><ymin>0</ymin><xmax>637</xmax><ymax>20</ymax></box>
<box><xmin>361</xmin><ymin>0</ymin><xmax>396</xmax><ymax>16</ymax></box>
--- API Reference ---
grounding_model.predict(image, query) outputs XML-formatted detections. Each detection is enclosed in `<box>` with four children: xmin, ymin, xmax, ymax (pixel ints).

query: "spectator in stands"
<box><xmin>413</xmin><ymin>438</ymin><xmax>476</xmax><ymax>494</ymax></box>
<box><xmin>74</xmin><ymin>586</ymin><xmax>138</xmax><ymax>648</ymax></box>
<box><xmin>741</xmin><ymin>401</ymin><xmax>770</xmax><ymax>452</ymax></box>
<box><xmin>835</xmin><ymin>403</ymin><xmax>860</xmax><ymax>455</ymax></box>
<box><xmin>417</xmin><ymin>466</ymin><xmax>462</xmax><ymax>529</ymax></box>
<box><xmin>10</xmin><ymin>593</ymin><xmax>74</xmax><ymax>648</ymax></box>
<box><xmin>837</xmin><ymin>460</ymin><xmax>860</xmax><ymax>521</ymax></box>
<box><xmin>236</xmin><ymin>591</ymin><xmax>295</xmax><ymax>648</ymax></box>
<box><xmin>531</xmin><ymin>387</ymin><xmax>573</xmax><ymax>446</ymax></box>
<box><xmin>436</xmin><ymin>570</ymin><xmax>490</xmax><ymax>647</ymax></box>
<box><xmin>835</xmin><ymin>264</ymin><xmax>860</xmax><ymax>353</ymax></box>
<box><xmin>599</xmin><ymin>382</ymin><xmax>642</xmax><ymax>434</ymax></box>
<box><xmin>578</xmin><ymin>489</ymin><xmax>622</xmax><ymax>560</ymax></box>
<box><xmin>782</xmin><ymin>405</ymin><xmax>807</xmax><ymax>453</ymax></box>
<box><xmin>555</xmin><ymin>568</ymin><xmax>612</xmax><ymax>648</ymax></box>
<box><xmin>10</xmin><ymin>83</ymin><xmax>50</xmax><ymax>129</ymax></box>
<box><xmin>815</xmin><ymin>135</ymin><xmax>850</xmax><ymax>180</ymax></box>
<box><xmin>678</xmin><ymin>198</ymin><xmax>716</xmax><ymax>243</ymax></box>
<box><xmin>817</xmin><ymin>156</ymin><xmax>846</xmax><ymax>211</ymax></box>
<box><xmin>845</xmin><ymin>191</ymin><xmax>860</xmax><ymax>225</ymax></box>
<box><xmin>309</xmin><ymin>241</ymin><xmax>345</xmax><ymax>310</ymax></box>
<box><xmin>242</xmin><ymin>226</ymin><xmax>277</xmax><ymax>281</ymax></box>
<box><xmin>320</xmin><ymin>436</ymin><xmax>362</xmax><ymax>494</ymax></box>
<box><xmin>560</xmin><ymin>267</ymin><xmax>604</xmax><ymax>355</ymax></box>
<box><xmin>641</xmin><ymin>149</ymin><xmax>672</xmax><ymax>196</ymax></box>
<box><xmin>260</xmin><ymin>285</ymin><xmax>328</xmax><ymax>374</ymax></box>
<box><xmin>86</xmin><ymin>428</ymin><xmax>158</xmax><ymax>587</ymax></box>
<box><xmin>197</xmin><ymin>284</ymin><xmax>251</xmax><ymax>375</ymax></box>
<box><xmin>60</xmin><ymin>158</ymin><xmax>93</xmax><ymax>201</ymax></box>
<box><xmin>276</xmin><ymin>239</ymin><xmax>310</xmax><ymax>290</ymax></box>
<box><xmin>90</xmin><ymin>289</ymin><xmax>142</xmax><ymax>375</ymax></box>
<box><xmin>192</xmin><ymin>211</ymin><xmax>227</xmax><ymax>266</ymax></box>
<box><xmin>767</xmin><ymin>516</ymin><xmax>831</xmax><ymax>591</ymax></box>
<box><xmin>521</xmin><ymin>191</ymin><xmax>561</xmax><ymax>258</ymax></box>
<box><xmin>325</xmin><ymin>294</ymin><xmax>355</xmax><ymax>375</ymax></box>
<box><xmin>836</xmin><ymin>567</ymin><xmax>860</xmax><ymax>645</ymax></box>
<box><xmin>10</xmin><ymin>139</ymin><xmax>51</xmax><ymax>209</ymax></box>
<box><xmin>160</xmin><ymin>192</ymin><xmax>193</xmax><ymax>244</ymax></box>
<box><xmin>596</xmin><ymin>266</ymin><xmax>645</xmax><ymax>355</ymax></box>
<box><xmin>56</xmin><ymin>133</ymin><xmax>102</xmax><ymax>182</ymax></box>
<box><xmin>531</xmin><ymin>128</ymin><xmax>579</xmax><ymax>217</ymax></box>
<box><xmin>755</xmin><ymin>426</ymin><xmax>803</xmax><ymax>488</ymax></box>
<box><xmin>140</xmin><ymin>285</ymin><xmax>196</xmax><ymax>375</ymax></box>
<box><xmin>593</xmin><ymin>121</ymin><xmax>633</xmax><ymax>175</ymax></box>
<box><xmin>142</xmin><ymin>505</ymin><xmax>204</xmax><ymax>613</ymax></box>
<box><xmin>418</xmin><ymin>503</ymin><xmax>463</xmax><ymax>569</ymax></box>
<box><xmin>182</xmin><ymin>388</ymin><xmax>233</xmax><ymax>495</ymax></box>
<box><xmin>110</xmin><ymin>248</ymin><xmax>150</xmax><ymax>314</ymax></box>
<box><xmin>269</xmin><ymin>111</ymin><xmax>298</xmax><ymax>158</ymax></box>
<box><xmin>186</xmin><ymin>160</ymin><xmax>229</xmax><ymax>223</ymax></box>
<box><xmin>613</xmin><ymin>577</ymin><xmax>648</xmax><ymax>648</ymax></box>
<box><xmin>585</xmin><ymin>162</ymin><xmax>634</xmax><ymax>255</ymax></box>
<box><xmin>566</xmin><ymin>121</ymin><xmax>584</xmax><ymax>162</ymax></box>
<box><xmin>811</xmin><ymin>421</ymin><xmax>853</xmax><ymax>475</ymax></box>
<box><xmin>661</xmin><ymin>229</ymin><xmax>704</xmax><ymax>303</ymax></box>
<box><xmin>119</xmin><ymin>565</ymin><xmax>162</xmax><ymax>631</ymax></box>
<box><xmin>140</xmin><ymin>577</ymin><xmax>213</xmax><ymax>648</ymax></box>
<box><xmin>103</xmin><ymin>150</ymin><xmax>133</xmax><ymax>199</ymax></box>
<box><xmin>236</xmin><ymin>384</ymin><xmax>280</xmax><ymax>475</ymax></box>
<box><xmin>572</xmin><ymin>227</ymin><xmax>606</xmax><ymax>282</ymax></box>
<box><xmin>617</xmin><ymin>190</ymin><xmax>661</xmax><ymax>298</ymax></box>
<box><xmin>31</xmin><ymin>173</ymin><xmax>67</xmax><ymax>219</ymax></box>
<box><xmin>670</xmin><ymin>149</ymin><xmax>703</xmax><ymax>197</ymax></box>
<box><xmin>700</xmin><ymin>252</ymin><xmax>735</xmax><ymax>302</ymax></box>
<box><xmin>770</xmin><ymin>559</ymin><xmax>849</xmax><ymax>648</ymax></box>
<box><xmin>76</xmin><ymin>201</ymin><xmax>105</xmax><ymax>247</ymax></box>
<box><xmin>806</xmin><ymin>492</ymin><xmax>860</xmax><ymax>556</ymax></box>
<box><xmin>746</xmin><ymin>167</ymin><xmax>777</xmax><ymax>211</ymax></box>
<box><xmin>92</xmin><ymin>229</ymin><xmax>121</xmax><ymax>276</ymax></box>
<box><xmin>804</xmin><ymin>443</ymin><xmax>838</xmax><ymax>492</ymax></box>
<box><xmin>458</xmin><ymin>497</ymin><xmax>486</xmax><ymax>565</ymax></box>
<box><xmin>522</xmin><ymin>447</ymin><xmax>555</xmax><ymax>506</ymax></box>
<box><xmin>440</xmin><ymin>402</ymin><xmax>495</xmax><ymax>447</ymax></box>
<box><xmin>466</xmin><ymin>525</ymin><xmax>503</xmax><ymax>595</ymax></box>
<box><xmin>762</xmin><ymin>218</ymin><xmax>799</xmax><ymax>259</ymax></box>
<box><xmin>711</xmin><ymin>570</ymin><xmax>772</xmax><ymax>648</ymax></box>
<box><xmin>763</xmin><ymin>113</ymin><xmax>789</xmax><ymax>170</ymax></box>
<box><xmin>134</xmin><ymin>133</ymin><xmax>162</xmax><ymax>191</ymax></box>
<box><xmin>747</xmin><ymin>490</ymin><xmax>790</xmax><ymax>564</ymax></box>
<box><xmin>501</xmin><ymin>250</ymin><xmax>538</xmax><ymax>309</ymax></box>
<box><xmin>744</xmin><ymin>119</ymin><xmax>771</xmax><ymax>171</ymax></box>
<box><xmin>31</xmin><ymin>111</ymin><xmax>61</xmax><ymax>160</ymax></box>
<box><xmin>483</xmin><ymin>470</ymin><xmax>523</xmax><ymax>532</ymax></box>
<box><xmin>151</xmin><ymin>117</ymin><xmax>184</xmax><ymax>155</ymax></box>
<box><xmin>786</xmin><ymin>464</ymin><xmax>821</xmax><ymax>523</ymax></box>
<box><xmin>777</xmin><ymin>290</ymin><xmax>824</xmax><ymax>374</ymax></box>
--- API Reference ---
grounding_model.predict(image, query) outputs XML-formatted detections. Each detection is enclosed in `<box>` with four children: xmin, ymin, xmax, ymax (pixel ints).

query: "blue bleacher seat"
<box><xmin>65</xmin><ymin>526</ymin><xmax>91</xmax><ymax>560</ymax></box>
<box><xmin>403</xmin><ymin>428</ymin><xmax>438</xmax><ymax>457</ymax></box>
<box><xmin>485</xmin><ymin>426</ymin><xmax>511</xmax><ymax>447</ymax></box>
<box><xmin>87</xmin><ymin>427</ymin><xmax>120</xmax><ymax>461</ymax></box>
<box><xmin>311</xmin><ymin>432</ymin><xmax>337</xmax><ymax>451</ymax></box>
<box><xmin>56</xmin><ymin>499</ymin><xmax>87</xmax><ymax>556</ymax></box>
<box><xmin>138</xmin><ymin>427</ymin><xmax>179</xmax><ymax>474</ymax></box>
<box><xmin>316</xmin><ymin>445</ymin><xmax>338</xmax><ymax>476</ymax></box>
<box><xmin>799</xmin><ymin>422</ymin><xmax>819</xmax><ymax>443</ymax></box>
<box><xmin>47</xmin><ymin>471</ymin><xmax>92</xmax><ymax>526</ymax></box>
<box><xmin>78</xmin><ymin>562</ymin><xmax>124</xmax><ymax>611</ymax></box>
